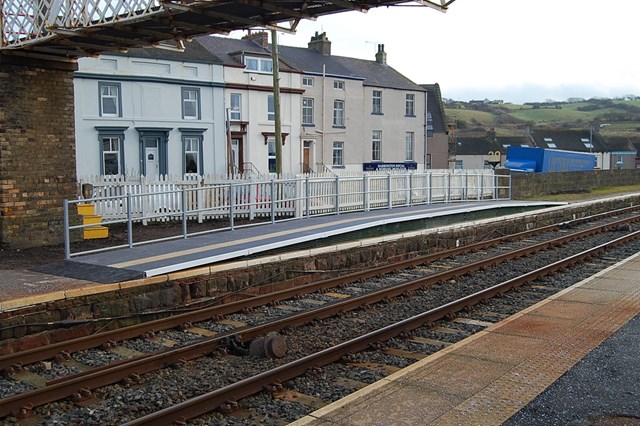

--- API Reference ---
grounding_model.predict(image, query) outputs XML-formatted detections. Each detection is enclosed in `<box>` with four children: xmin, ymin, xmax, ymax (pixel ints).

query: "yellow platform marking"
<box><xmin>108</xmin><ymin>206</ymin><xmax>454</xmax><ymax>269</ymax></box>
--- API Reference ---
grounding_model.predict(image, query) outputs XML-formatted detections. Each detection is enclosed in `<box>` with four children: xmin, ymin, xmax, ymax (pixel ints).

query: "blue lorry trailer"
<box><xmin>504</xmin><ymin>146</ymin><xmax>596</xmax><ymax>172</ymax></box>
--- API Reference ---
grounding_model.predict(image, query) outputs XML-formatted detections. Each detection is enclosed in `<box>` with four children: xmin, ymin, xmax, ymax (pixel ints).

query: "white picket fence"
<box><xmin>65</xmin><ymin>170</ymin><xmax>510</xmax><ymax>258</ymax></box>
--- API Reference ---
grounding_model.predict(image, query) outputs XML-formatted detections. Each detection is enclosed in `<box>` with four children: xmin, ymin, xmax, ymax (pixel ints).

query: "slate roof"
<box><xmin>195</xmin><ymin>35</ymin><xmax>296</xmax><ymax>71</ymax></box>
<box><xmin>111</xmin><ymin>39</ymin><xmax>222</xmax><ymax>64</ymax></box>
<box><xmin>278</xmin><ymin>45</ymin><xmax>425</xmax><ymax>91</ymax></box>
<box><xmin>531</xmin><ymin>128</ymin><xmax>640</xmax><ymax>154</ymax></box>
<box><xmin>455</xmin><ymin>136</ymin><xmax>506</xmax><ymax>156</ymax></box>
<box><xmin>422</xmin><ymin>83</ymin><xmax>447</xmax><ymax>133</ymax></box>
<box><xmin>496</xmin><ymin>136</ymin><xmax>533</xmax><ymax>149</ymax></box>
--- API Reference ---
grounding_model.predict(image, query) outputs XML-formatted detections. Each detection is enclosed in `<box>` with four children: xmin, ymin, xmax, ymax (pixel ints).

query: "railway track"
<box><xmin>1</xmin><ymin>206</ymin><xmax>640</xmax><ymax>424</ymax></box>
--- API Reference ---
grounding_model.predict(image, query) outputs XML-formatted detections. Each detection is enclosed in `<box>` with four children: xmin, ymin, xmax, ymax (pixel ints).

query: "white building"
<box><xmin>74</xmin><ymin>44</ymin><xmax>226</xmax><ymax>178</ymax></box>
<box><xmin>196</xmin><ymin>33</ymin><xmax>304</xmax><ymax>176</ymax></box>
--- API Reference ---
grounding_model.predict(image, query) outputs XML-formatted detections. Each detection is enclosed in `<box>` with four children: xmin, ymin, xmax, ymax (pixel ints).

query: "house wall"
<box><xmin>74</xmin><ymin>55</ymin><xmax>226</xmax><ymax>178</ymax></box>
<box><xmin>428</xmin><ymin>132</ymin><xmax>450</xmax><ymax>169</ymax></box>
<box><xmin>0</xmin><ymin>57</ymin><xmax>78</xmax><ymax>248</ymax></box>
<box><xmin>224</xmin><ymin>65</ymin><xmax>302</xmax><ymax>175</ymax></box>
<box><xmin>299</xmin><ymin>74</ymin><xmax>427</xmax><ymax>172</ymax></box>
<box><xmin>456</xmin><ymin>154</ymin><xmax>497</xmax><ymax>170</ymax></box>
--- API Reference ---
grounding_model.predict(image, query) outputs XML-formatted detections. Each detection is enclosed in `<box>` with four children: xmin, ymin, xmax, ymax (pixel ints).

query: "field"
<box><xmin>444</xmin><ymin>99</ymin><xmax>640</xmax><ymax>138</ymax></box>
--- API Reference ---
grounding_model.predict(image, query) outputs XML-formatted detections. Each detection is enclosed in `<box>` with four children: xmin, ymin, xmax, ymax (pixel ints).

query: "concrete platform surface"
<box><xmin>289</xmin><ymin>252</ymin><xmax>640</xmax><ymax>426</ymax></box>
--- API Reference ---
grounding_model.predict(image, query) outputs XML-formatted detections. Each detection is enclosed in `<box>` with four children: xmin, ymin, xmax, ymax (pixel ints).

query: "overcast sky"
<box><xmin>232</xmin><ymin>0</ymin><xmax>640</xmax><ymax>104</ymax></box>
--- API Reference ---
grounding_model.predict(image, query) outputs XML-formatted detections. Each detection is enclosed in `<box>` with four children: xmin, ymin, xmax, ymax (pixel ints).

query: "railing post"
<box><xmin>63</xmin><ymin>199</ymin><xmax>70</xmax><ymax>259</ymax></box>
<box><xmin>181</xmin><ymin>188</ymin><xmax>188</xmax><ymax>238</ymax></box>
<box><xmin>447</xmin><ymin>172</ymin><xmax>452</xmax><ymax>203</ymax></box>
<box><xmin>363</xmin><ymin>173</ymin><xmax>369</xmax><ymax>211</ymax></box>
<box><xmin>408</xmin><ymin>173</ymin><xmax>413</xmax><ymax>206</ymax></box>
<box><xmin>229</xmin><ymin>184</ymin><xmax>235</xmax><ymax>230</ymax></box>
<box><xmin>335</xmin><ymin>175</ymin><xmax>340</xmax><ymax>215</ymax></box>
<box><xmin>479</xmin><ymin>172</ymin><xmax>484</xmax><ymax>201</ymax></box>
<box><xmin>387</xmin><ymin>173</ymin><xmax>392</xmax><ymax>209</ymax></box>
<box><xmin>305</xmin><ymin>176</ymin><xmax>311</xmax><ymax>218</ymax></box>
<box><xmin>464</xmin><ymin>172</ymin><xmax>469</xmax><ymax>201</ymax></box>
<box><xmin>271</xmin><ymin>179</ymin><xmax>276</xmax><ymax>224</ymax></box>
<box><xmin>428</xmin><ymin>172</ymin><xmax>432</xmax><ymax>204</ymax></box>
<box><xmin>127</xmin><ymin>193</ymin><xmax>133</xmax><ymax>248</ymax></box>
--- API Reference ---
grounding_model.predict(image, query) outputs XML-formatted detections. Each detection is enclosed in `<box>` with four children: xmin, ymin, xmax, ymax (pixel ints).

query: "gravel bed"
<box><xmin>73</xmin><ymin>349</ymin><xmax>126</xmax><ymax>368</ymax></box>
<box><xmin>121</xmin><ymin>337</ymin><xmax>166</xmax><ymax>353</ymax></box>
<box><xmin>0</xmin><ymin>377</ymin><xmax>35</xmax><ymax>399</ymax></box>
<box><xmin>24</xmin><ymin>360</ymin><xmax>79</xmax><ymax>381</ymax></box>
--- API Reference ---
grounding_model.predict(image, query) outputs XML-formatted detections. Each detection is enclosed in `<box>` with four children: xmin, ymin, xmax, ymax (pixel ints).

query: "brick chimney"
<box><xmin>308</xmin><ymin>31</ymin><xmax>331</xmax><ymax>55</ymax></box>
<box><xmin>375</xmin><ymin>44</ymin><xmax>387</xmax><ymax>64</ymax></box>
<box><xmin>242</xmin><ymin>31</ymin><xmax>269</xmax><ymax>48</ymax></box>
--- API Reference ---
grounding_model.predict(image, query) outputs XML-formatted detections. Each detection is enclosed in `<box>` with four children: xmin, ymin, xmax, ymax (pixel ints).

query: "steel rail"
<box><xmin>1</xmin><ymin>216</ymin><xmax>638</xmax><ymax>419</ymax></box>
<box><xmin>4</xmin><ymin>205</ymin><xmax>637</xmax><ymax>373</ymax></box>
<box><xmin>124</xmin><ymin>229</ymin><xmax>640</xmax><ymax>425</ymax></box>
<box><xmin>4</xmin><ymin>204</ymin><xmax>638</xmax><ymax>373</ymax></box>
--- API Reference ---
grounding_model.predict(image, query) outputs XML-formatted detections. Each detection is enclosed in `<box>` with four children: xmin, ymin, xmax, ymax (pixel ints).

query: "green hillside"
<box><xmin>444</xmin><ymin>98</ymin><xmax>640</xmax><ymax>139</ymax></box>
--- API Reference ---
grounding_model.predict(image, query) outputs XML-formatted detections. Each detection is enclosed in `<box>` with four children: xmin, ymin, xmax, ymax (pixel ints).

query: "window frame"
<box><xmin>302</xmin><ymin>77</ymin><xmax>314</xmax><ymax>87</ymax></box>
<box><xmin>333</xmin><ymin>99</ymin><xmax>345</xmax><ymax>127</ymax></box>
<box><xmin>267</xmin><ymin>136</ymin><xmax>277</xmax><ymax>173</ymax></box>
<box><xmin>332</xmin><ymin>141</ymin><xmax>344</xmax><ymax>167</ymax></box>
<box><xmin>244</xmin><ymin>56</ymin><xmax>273</xmax><ymax>73</ymax></box>
<box><xmin>95</xmin><ymin>126</ymin><xmax>128</xmax><ymax>176</ymax></box>
<box><xmin>372</xmin><ymin>90</ymin><xmax>382</xmax><ymax>115</ymax></box>
<box><xmin>267</xmin><ymin>95</ymin><xmax>275</xmax><ymax>121</ymax></box>
<box><xmin>334</xmin><ymin>80</ymin><xmax>345</xmax><ymax>90</ymax></box>
<box><xmin>98</xmin><ymin>82</ymin><xmax>122</xmax><ymax>118</ymax></box>
<box><xmin>372</xmin><ymin>130</ymin><xmax>382</xmax><ymax>162</ymax></box>
<box><xmin>405</xmin><ymin>94</ymin><xmax>415</xmax><ymax>117</ymax></box>
<box><xmin>405</xmin><ymin>131</ymin><xmax>415</xmax><ymax>161</ymax></box>
<box><xmin>179</xmin><ymin>128</ymin><xmax>207</xmax><ymax>176</ymax></box>
<box><xmin>302</xmin><ymin>97</ymin><xmax>314</xmax><ymax>126</ymax></box>
<box><xmin>181</xmin><ymin>87</ymin><xmax>201</xmax><ymax>120</ymax></box>
<box><xmin>230</xmin><ymin>93</ymin><xmax>241</xmax><ymax>121</ymax></box>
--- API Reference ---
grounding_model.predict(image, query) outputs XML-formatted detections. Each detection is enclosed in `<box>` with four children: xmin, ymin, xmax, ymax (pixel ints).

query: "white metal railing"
<box><xmin>64</xmin><ymin>170</ymin><xmax>511</xmax><ymax>258</ymax></box>
<box><xmin>1</xmin><ymin>0</ymin><xmax>162</xmax><ymax>48</ymax></box>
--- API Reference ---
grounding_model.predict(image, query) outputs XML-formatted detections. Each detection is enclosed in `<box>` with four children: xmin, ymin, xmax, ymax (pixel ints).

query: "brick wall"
<box><xmin>510</xmin><ymin>169</ymin><xmax>640</xmax><ymax>199</ymax></box>
<box><xmin>0</xmin><ymin>56</ymin><xmax>78</xmax><ymax>248</ymax></box>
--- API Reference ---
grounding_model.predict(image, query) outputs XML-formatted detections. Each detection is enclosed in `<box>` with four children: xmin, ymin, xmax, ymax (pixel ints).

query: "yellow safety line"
<box><xmin>109</xmin><ymin>206</ymin><xmax>456</xmax><ymax>268</ymax></box>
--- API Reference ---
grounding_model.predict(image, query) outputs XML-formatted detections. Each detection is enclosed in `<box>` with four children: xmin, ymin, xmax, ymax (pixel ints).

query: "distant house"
<box><xmin>454</xmin><ymin>130</ymin><xmax>515</xmax><ymax>169</ymax></box>
<box><xmin>421</xmin><ymin>83</ymin><xmax>449</xmax><ymax>169</ymax></box>
<box><xmin>529</xmin><ymin>129</ymin><xmax>636</xmax><ymax>170</ymax></box>
<box><xmin>74</xmin><ymin>43</ymin><xmax>227</xmax><ymax>178</ymax></box>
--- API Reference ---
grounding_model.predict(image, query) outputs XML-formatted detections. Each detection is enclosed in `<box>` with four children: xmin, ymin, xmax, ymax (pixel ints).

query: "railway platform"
<box><xmin>1</xmin><ymin>199</ymin><xmax>558</xmax><ymax>310</ymax></box>
<box><xmin>290</xmin><ymin>252</ymin><xmax>640</xmax><ymax>426</ymax></box>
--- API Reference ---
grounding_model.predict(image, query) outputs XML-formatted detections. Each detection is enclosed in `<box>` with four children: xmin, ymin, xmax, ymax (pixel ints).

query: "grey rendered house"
<box><xmin>278</xmin><ymin>32</ymin><xmax>429</xmax><ymax>173</ymax></box>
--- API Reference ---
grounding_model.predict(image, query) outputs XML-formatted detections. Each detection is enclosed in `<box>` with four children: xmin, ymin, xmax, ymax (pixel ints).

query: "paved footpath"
<box><xmin>290</xmin><ymin>253</ymin><xmax>640</xmax><ymax>426</ymax></box>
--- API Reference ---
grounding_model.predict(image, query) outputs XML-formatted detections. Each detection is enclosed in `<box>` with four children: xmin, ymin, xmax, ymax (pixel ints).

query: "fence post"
<box><xmin>141</xmin><ymin>175</ymin><xmax>148</xmax><ymax>226</ymax></box>
<box><xmin>447</xmin><ymin>172</ymin><xmax>452</xmax><ymax>203</ymax></box>
<box><xmin>464</xmin><ymin>172</ymin><xmax>469</xmax><ymax>201</ymax></box>
<box><xmin>127</xmin><ymin>193</ymin><xmax>133</xmax><ymax>248</ymax></box>
<box><xmin>64</xmin><ymin>199</ymin><xmax>70</xmax><ymax>259</ymax></box>
<box><xmin>197</xmin><ymin>179</ymin><xmax>204</xmax><ymax>224</ymax></box>
<box><xmin>387</xmin><ymin>173</ymin><xmax>392</xmax><ymax>209</ymax></box>
<box><xmin>335</xmin><ymin>175</ymin><xmax>340</xmax><ymax>215</ymax></box>
<box><xmin>271</xmin><ymin>179</ymin><xmax>276</xmax><ymax>224</ymax></box>
<box><xmin>305</xmin><ymin>175</ymin><xmax>311</xmax><ymax>218</ymax></box>
<box><xmin>181</xmin><ymin>188</ymin><xmax>188</xmax><ymax>238</ymax></box>
<box><xmin>249</xmin><ymin>176</ymin><xmax>256</xmax><ymax>221</ymax></box>
<box><xmin>229</xmin><ymin>184</ymin><xmax>235</xmax><ymax>230</ymax></box>
<box><xmin>479</xmin><ymin>172</ymin><xmax>484</xmax><ymax>201</ymax></box>
<box><xmin>428</xmin><ymin>172</ymin><xmax>432</xmax><ymax>204</ymax></box>
<box><xmin>363</xmin><ymin>173</ymin><xmax>369</xmax><ymax>211</ymax></box>
<box><xmin>408</xmin><ymin>173</ymin><xmax>413</xmax><ymax>206</ymax></box>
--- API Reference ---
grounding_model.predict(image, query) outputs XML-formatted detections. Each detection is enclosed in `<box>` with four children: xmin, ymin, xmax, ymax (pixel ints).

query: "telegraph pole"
<box><xmin>271</xmin><ymin>29</ymin><xmax>282</xmax><ymax>175</ymax></box>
